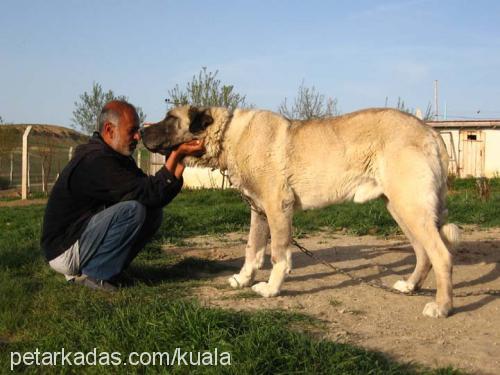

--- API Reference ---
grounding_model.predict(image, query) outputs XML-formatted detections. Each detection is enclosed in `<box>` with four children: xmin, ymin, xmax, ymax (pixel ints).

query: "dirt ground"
<box><xmin>0</xmin><ymin>189</ymin><xmax>47</xmax><ymax>207</ymax></box>
<box><xmin>165</xmin><ymin>226</ymin><xmax>500</xmax><ymax>374</ymax></box>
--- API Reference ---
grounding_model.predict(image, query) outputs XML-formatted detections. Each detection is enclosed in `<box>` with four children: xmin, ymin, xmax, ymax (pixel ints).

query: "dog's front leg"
<box><xmin>228</xmin><ymin>208</ymin><xmax>269</xmax><ymax>288</ymax></box>
<box><xmin>252</xmin><ymin>198</ymin><xmax>294</xmax><ymax>297</ymax></box>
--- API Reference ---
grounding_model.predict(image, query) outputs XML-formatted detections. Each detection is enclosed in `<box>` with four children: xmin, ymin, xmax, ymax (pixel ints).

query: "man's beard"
<box><xmin>110</xmin><ymin>134</ymin><xmax>136</xmax><ymax>156</ymax></box>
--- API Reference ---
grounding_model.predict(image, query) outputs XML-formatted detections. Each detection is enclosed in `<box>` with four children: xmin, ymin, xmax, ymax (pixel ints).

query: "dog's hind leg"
<box><xmin>410</xmin><ymin>221</ymin><xmax>452</xmax><ymax>317</ymax></box>
<box><xmin>252</xmin><ymin>191</ymin><xmax>294</xmax><ymax>297</ymax></box>
<box><xmin>384</xmin><ymin>157</ymin><xmax>453</xmax><ymax>317</ymax></box>
<box><xmin>387</xmin><ymin>197</ymin><xmax>453</xmax><ymax>317</ymax></box>
<box><xmin>228</xmin><ymin>209</ymin><xmax>269</xmax><ymax>288</ymax></box>
<box><xmin>386</xmin><ymin>201</ymin><xmax>432</xmax><ymax>293</ymax></box>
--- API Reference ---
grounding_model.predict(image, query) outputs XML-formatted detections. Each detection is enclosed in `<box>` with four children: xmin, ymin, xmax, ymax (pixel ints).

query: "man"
<box><xmin>41</xmin><ymin>100</ymin><xmax>204</xmax><ymax>291</ymax></box>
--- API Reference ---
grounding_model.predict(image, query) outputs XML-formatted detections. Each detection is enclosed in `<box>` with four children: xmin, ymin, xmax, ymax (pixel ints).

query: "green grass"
<box><xmin>446</xmin><ymin>178</ymin><xmax>500</xmax><ymax>227</ymax></box>
<box><xmin>1</xmin><ymin>184</ymin><xmax>492</xmax><ymax>373</ymax></box>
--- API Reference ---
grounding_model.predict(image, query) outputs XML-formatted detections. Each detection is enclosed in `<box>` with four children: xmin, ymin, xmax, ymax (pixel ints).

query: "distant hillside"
<box><xmin>0</xmin><ymin>124</ymin><xmax>89</xmax><ymax>151</ymax></box>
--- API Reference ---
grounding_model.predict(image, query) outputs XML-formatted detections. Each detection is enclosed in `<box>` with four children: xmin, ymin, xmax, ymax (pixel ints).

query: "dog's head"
<box><xmin>141</xmin><ymin>105</ymin><xmax>214</xmax><ymax>157</ymax></box>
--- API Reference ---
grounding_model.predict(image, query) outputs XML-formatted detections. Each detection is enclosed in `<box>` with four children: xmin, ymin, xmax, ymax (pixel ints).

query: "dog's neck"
<box><xmin>184</xmin><ymin>107</ymin><xmax>233</xmax><ymax>170</ymax></box>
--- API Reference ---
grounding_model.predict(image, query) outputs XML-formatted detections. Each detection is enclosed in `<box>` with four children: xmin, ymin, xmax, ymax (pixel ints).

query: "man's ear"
<box><xmin>102</xmin><ymin>122</ymin><xmax>113</xmax><ymax>136</ymax></box>
<box><xmin>189</xmin><ymin>108</ymin><xmax>213</xmax><ymax>134</ymax></box>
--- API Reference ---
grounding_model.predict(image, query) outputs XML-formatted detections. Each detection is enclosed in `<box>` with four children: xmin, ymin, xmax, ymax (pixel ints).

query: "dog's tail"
<box><xmin>431</xmin><ymin>130</ymin><xmax>461</xmax><ymax>249</ymax></box>
<box><xmin>440</xmin><ymin>222</ymin><xmax>461</xmax><ymax>248</ymax></box>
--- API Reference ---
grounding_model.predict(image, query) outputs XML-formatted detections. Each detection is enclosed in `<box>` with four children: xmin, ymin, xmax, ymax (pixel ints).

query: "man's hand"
<box><xmin>165</xmin><ymin>140</ymin><xmax>205</xmax><ymax>180</ymax></box>
<box><xmin>174</xmin><ymin>139</ymin><xmax>205</xmax><ymax>157</ymax></box>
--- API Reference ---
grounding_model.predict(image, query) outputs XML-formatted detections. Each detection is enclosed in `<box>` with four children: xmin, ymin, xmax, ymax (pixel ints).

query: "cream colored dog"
<box><xmin>142</xmin><ymin>106</ymin><xmax>460</xmax><ymax>318</ymax></box>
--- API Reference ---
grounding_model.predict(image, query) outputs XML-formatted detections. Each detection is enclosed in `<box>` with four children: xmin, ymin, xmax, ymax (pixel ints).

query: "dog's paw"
<box><xmin>228</xmin><ymin>274</ymin><xmax>252</xmax><ymax>289</ymax></box>
<box><xmin>422</xmin><ymin>302</ymin><xmax>450</xmax><ymax>318</ymax></box>
<box><xmin>251</xmin><ymin>282</ymin><xmax>279</xmax><ymax>297</ymax></box>
<box><xmin>393</xmin><ymin>280</ymin><xmax>415</xmax><ymax>293</ymax></box>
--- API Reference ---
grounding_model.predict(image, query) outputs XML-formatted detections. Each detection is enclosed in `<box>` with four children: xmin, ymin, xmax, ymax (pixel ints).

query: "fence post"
<box><xmin>41</xmin><ymin>164</ymin><xmax>45</xmax><ymax>193</ymax></box>
<box><xmin>22</xmin><ymin>125</ymin><xmax>33</xmax><ymax>200</ymax></box>
<box><xmin>221</xmin><ymin>171</ymin><xmax>225</xmax><ymax>190</ymax></box>
<box><xmin>137</xmin><ymin>150</ymin><xmax>141</xmax><ymax>169</ymax></box>
<box><xmin>10</xmin><ymin>152</ymin><xmax>13</xmax><ymax>186</ymax></box>
<box><xmin>68</xmin><ymin>146</ymin><xmax>73</xmax><ymax>161</ymax></box>
<box><xmin>28</xmin><ymin>154</ymin><xmax>31</xmax><ymax>190</ymax></box>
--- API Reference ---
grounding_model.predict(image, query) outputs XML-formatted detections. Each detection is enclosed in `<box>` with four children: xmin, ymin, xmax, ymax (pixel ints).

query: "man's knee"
<box><xmin>117</xmin><ymin>200</ymin><xmax>147</xmax><ymax>225</ymax></box>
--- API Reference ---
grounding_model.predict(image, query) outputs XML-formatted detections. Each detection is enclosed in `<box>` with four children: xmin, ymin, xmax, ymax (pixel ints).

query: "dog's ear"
<box><xmin>189</xmin><ymin>107</ymin><xmax>213</xmax><ymax>134</ymax></box>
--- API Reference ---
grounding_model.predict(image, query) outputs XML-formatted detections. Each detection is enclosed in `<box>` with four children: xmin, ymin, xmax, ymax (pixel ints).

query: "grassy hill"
<box><xmin>0</xmin><ymin>124</ymin><xmax>88</xmax><ymax>151</ymax></box>
<box><xmin>0</xmin><ymin>124</ymin><xmax>89</xmax><ymax>190</ymax></box>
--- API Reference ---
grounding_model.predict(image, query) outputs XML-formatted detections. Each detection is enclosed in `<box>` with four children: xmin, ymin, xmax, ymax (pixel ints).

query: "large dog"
<box><xmin>142</xmin><ymin>106</ymin><xmax>460</xmax><ymax>318</ymax></box>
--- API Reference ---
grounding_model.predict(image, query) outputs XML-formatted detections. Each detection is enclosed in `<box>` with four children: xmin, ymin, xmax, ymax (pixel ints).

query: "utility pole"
<box><xmin>434</xmin><ymin>80</ymin><xmax>439</xmax><ymax>120</ymax></box>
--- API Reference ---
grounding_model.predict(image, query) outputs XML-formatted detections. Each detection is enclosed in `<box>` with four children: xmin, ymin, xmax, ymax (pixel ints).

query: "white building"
<box><xmin>427</xmin><ymin>120</ymin><xmax>500</xmax><ymax>178</ymax></box>
<box><xmin>146</xmin><ymin>153</ymin><xmax>229</xmax><ymax>189</ymax></box>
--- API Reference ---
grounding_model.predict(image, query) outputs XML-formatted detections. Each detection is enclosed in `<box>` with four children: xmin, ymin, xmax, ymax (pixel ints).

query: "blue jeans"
<box><xmin>78</xmin><ymin>201</ymin><xmax>163</xmax><ymax>280</ymax></box>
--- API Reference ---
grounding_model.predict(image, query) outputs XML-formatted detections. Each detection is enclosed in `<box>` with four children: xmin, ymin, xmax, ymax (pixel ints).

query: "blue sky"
<box><xmin>1</xmin><ymin>0</ymin><xmax>500</xmax><ymax>127</ymax></box>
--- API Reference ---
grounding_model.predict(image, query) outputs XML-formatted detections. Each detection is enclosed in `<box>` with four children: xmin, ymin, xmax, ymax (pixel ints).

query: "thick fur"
<box><xmin>142</xmin><ymin>106</ymin><xmax>460</xmax><ymax>318</ymax></box>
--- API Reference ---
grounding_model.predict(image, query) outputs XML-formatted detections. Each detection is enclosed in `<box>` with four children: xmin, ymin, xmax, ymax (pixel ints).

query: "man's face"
<box><xmin>109</xmin><ymin>110</ymin><xmax>141</xmax><ymax>156</ymax></box>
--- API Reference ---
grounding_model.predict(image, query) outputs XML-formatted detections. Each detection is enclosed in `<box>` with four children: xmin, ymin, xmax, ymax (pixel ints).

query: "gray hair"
<box><xmin>97</xmin><ymin>100</ymin><xmax>139</xmax><ymax>133</ymax></box>
<box><xmin>97</xmin><ymin>107</ymin><xmax>121</xmax><ymax>133</ymax></box>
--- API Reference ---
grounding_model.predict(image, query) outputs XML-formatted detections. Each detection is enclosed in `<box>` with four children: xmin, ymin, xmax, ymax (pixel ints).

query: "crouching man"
<box><xmin>41</xmin><ymin>100</ymin><xmax>204</xmax><ymax>291</ymax></box>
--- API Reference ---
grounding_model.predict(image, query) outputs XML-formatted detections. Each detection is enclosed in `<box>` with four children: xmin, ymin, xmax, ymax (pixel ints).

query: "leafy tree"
<box><xmin>0</xmin><ymin>115</ymin><xmax>3</xmax><ymax>124</ymax></box>
<box><xmin>167</xmin><ymin>67</ymin><xmax>249</xmax><ymax>110</ymax></box>
<box><xmin>278</xmin><ymin>81</ymin><xmax>339</xmax><ymax>120</ymax></box>
<box><xmin>72</xmin><ymin>82</ymin><xmax>146</xmax><ymax>134</ymax></box>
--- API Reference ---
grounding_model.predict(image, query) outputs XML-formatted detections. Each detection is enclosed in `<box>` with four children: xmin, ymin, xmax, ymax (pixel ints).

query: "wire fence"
<box><xmin>0</xmin><ymin>144</ymin><xmax>72</xmax><ymax>192</ymax></box>
<box><xmin>0</xmin><ymin>127</ymin><xmax>165</xmax><ymax>196</ymax></box>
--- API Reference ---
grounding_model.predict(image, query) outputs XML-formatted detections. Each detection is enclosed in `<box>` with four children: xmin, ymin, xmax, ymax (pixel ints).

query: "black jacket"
<box><xmin>41</xmin><ymin>133</ymin><xmax>183</xmax><ymax>261</ymax></box>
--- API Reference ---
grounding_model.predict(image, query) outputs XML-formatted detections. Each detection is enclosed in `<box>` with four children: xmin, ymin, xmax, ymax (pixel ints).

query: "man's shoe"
<box><xmin>65</xmin><ymin>274</ymin><xmax>80</xmax><ymax>282</ymax></box>
<box><xmin>73</xmin><ymin>275</ymin><xmax>118</xmax><ymax>292</ymax></box>
<box><xmin>108</xmin><ymin>270</ymin><xmax>136</xmax><ymax>287</ymax></box>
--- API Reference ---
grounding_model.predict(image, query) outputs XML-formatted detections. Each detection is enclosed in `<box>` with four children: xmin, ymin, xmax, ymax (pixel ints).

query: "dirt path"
<box><xmin>165</xmin><ymin>227</ymin><xmax>500</xmax><ymax>374</ymax></box>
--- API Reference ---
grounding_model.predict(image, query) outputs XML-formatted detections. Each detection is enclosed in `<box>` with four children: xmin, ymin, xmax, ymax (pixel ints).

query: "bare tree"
<box><xmin>0</xmin><ymin>127</ymin><xmax>20</xmax><ymax>189</ymax></box>
<box><xmin>396</xmin><ymin>97</ymin><xmax>410</xmax><ymax>113</ymax></box>
<box><xmin>32</xmin><ymin>137</ymin><xmax>56</xmax><ymax>194</ymax></box>
<box><xmin>422</xmin><ymin>103</ymin><xmax>434</xmax><ymax>120</ymax></box>
<box><xmin>390</xmin><ymin>97</ymin><xmax>434</xmax><ymax>121</ymax></box>
<box><xmin>72</xmin><ymin>82</ymin><xmax>146</xmax><ymax>134</ymax></box>
<box><xmin>0</xmin><ymin>115</ymin><xmax>3</xmax><ymax>124</ymax></box>
<box><xmin>279</xmin><ymin>81</ymin><xmax>339</xmax><ymax>120</ymax></box>
<box><xmin>167</xmin><ymin>67</ymin><xmax>249</xmax><ymax>110</ymax></box>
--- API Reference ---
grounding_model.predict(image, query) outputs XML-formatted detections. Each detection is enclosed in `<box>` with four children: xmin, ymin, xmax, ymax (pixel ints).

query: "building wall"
<box><xmin>484</xmin><ymin>130</ymin><xmax>500</xmax><ymax>177</ymax></box>
<box><xmin>438</xmin><ymin>128</ymin><xmax>499</xmax><ymax>178</ymax></box>
<box><xmin>438</xmin><ymin>130</ymin><xmax>460</xmax><ymax>175</ymax></box>
<box><xmin>144</xmin><ymin>152</ymin><xmax>228</xmax><ymax>189</ymax></box>
<box><xmin>182</xmin><ymin>167</ymin><xmax>226</xmax><ymax>189</ymax></box>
